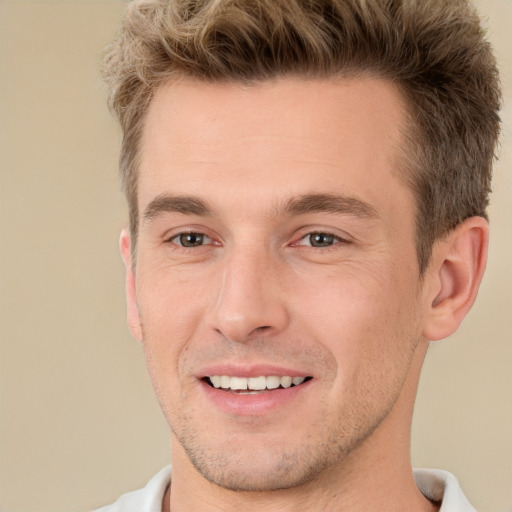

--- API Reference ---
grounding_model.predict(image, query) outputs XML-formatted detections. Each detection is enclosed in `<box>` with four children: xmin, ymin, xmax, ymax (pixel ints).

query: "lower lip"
<box><xmin>200</xmin><ymin>379</ymin><xmax>312</xmax><ymax>416</ymax></box>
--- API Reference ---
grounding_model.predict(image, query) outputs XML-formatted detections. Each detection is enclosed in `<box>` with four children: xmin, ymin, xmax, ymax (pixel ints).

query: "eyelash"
<box><xmin>167</xmin><ymin>231</ymin><xmax>215</xmax><ymax>249</ymax></box>
<box><xmin>293</xmin><ymin>231</ymin><xmax>350</xmax><ymax>249</ymax></box>
<box><xmin>166</xmin><ymin>230</ymin><xmax>350</xmax><ymax>251</ymax></box>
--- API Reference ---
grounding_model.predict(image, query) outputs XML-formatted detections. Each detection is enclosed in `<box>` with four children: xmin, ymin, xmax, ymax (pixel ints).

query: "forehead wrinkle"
<box><xmin>276</xmin><ymin>193</ymin><xmax>379</xmax><ymax>219</ymax></box>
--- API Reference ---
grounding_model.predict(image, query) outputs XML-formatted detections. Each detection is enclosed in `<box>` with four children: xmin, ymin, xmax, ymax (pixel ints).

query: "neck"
<box><xmin>166</xmin><ymin>341</ymin><xmax>438</xmax><ymax>512</ymax></box>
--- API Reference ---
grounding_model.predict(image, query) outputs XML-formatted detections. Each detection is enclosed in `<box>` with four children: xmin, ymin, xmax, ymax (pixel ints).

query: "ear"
<box><xmin>120</xmin><ymin>229</ymin><xmax>143</xmax><ymax>342</ymax></box>
<box><xmin>422</xmin><ymin>217</ymin><xmax>489</xmax><ymax>341</ymax></box>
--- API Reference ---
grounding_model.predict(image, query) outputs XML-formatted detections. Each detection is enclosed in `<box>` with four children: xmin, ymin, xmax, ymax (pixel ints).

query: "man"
<box><xmin>97</xmin><ymin>0</ymin><xmax>501</xmax><ymax>510</ymax></box>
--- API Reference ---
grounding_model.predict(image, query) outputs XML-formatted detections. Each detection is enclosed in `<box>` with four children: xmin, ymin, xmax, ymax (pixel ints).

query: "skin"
<box><xmin>121</xmin><ymin>77</ymin><xmax>488</xmax><ymax>511</ymax></box>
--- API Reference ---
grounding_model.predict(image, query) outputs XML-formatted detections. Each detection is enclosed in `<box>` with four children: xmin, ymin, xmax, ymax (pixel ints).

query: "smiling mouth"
<box><xmin>204</xmin><ymin>375</ymin><xmax>313</xmax><ymax>394</ymax></box>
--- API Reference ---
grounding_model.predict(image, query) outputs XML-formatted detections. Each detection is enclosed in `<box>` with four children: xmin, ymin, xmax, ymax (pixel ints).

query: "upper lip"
<box><xmin>198</xmin><ymin>363</ymin><xmax>311</xmax><ymax>379</ymax></box>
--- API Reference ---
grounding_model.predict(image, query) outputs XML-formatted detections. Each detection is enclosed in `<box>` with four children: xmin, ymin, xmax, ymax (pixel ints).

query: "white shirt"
<box><xmin>93</xmin><ymin>466</ymin><xmax>476</xmax><ymax>512</ymax></box>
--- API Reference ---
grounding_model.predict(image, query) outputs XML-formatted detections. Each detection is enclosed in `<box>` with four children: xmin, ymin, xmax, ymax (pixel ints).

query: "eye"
<box><xmin>298</xmin><ymin>232</ymin><xmax>344</xmax><ymax>248</ymax></box>
<box><xmin>170</xmin><ymin>232</ymin><xmax>212</xmax><ymax>248</ymax></box>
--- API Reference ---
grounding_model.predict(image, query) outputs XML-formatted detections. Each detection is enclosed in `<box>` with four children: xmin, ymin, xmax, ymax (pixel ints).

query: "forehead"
<box><xmin>138</xmin><ymin>77</ymin><xmax>411</xmax><ymax>220</ymax></box>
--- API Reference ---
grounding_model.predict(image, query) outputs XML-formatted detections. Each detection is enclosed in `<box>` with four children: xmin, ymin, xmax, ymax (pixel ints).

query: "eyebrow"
<box><xmin>280</xmin><ymin>193</ymin><xmax>379</xmax><ymax>219</ymax></box>
<box><xmin>143</xmin><ymin>194</ymin><xmax>213</xmax><ymax>221</ymax></box>
<box><xmin>142</xmin><ymin>192</ymin><xmax>378</xmax><ymax>222</ymax></box>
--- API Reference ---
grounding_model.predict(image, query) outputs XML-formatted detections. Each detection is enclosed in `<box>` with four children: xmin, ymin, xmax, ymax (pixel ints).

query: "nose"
<box><xmin>206</xmin><ymin>245</ymin><xmax>289</xmax><ymax>343</ymax></box>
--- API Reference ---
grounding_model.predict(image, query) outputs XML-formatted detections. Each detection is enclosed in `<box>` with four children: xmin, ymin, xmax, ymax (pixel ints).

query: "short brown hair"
<box><xmin>102</xmin><ymin>0</ymin><xmax>501</xmax><ymax>272</ymax></box>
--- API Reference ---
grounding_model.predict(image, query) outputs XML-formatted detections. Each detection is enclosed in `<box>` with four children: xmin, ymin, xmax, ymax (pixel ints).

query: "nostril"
<box><xmin>252</xmin><ymin>325</ymin><xmax>272</xmax><ymax>335</ymax></box>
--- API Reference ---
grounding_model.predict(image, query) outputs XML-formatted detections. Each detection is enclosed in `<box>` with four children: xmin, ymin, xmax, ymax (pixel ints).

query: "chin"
<box><xmin>188</xmin><ymin>448</ymin><xmax>328</xmax><ymax>492</ymax></box>
<box><xmin>176</xmin><ymin>426</ymin><xmax>359</xmax><ymax>493</ymax></box>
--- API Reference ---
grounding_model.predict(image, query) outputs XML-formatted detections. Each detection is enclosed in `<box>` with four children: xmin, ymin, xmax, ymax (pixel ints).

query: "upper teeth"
<box><xmin>208</xmin><ymin>375</ymin><xmax>306</xmax><ymax>390</ymax></box>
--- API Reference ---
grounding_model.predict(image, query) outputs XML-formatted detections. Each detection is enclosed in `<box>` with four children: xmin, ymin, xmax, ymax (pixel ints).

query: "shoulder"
<box><xmin>413</xmin><ymin>468</ymin><xmax>476</xmax><ymax>512</ymax></box>
<box><xmin>93</xmin><ymin>466</ymin><xmax>172</xmax><ymax>512</ymax></box>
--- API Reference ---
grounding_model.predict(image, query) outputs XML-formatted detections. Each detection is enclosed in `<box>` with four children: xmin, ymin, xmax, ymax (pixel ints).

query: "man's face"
<box><xmin>125</xmin><ymin>77</ymin><xmax>430</xmax><ymax>491</ymax></box>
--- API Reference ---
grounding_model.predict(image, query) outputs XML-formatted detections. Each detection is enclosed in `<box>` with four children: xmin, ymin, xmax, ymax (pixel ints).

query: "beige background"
<box><xmin>0</xmin><ymin>1</ymin><xmax>510</xmax><ymax>511</ymax></box>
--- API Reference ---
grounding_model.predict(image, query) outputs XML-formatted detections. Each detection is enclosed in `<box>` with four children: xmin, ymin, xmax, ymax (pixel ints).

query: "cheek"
<box><xmin>135</xmin><ymin>266</ymin><xmax>212</xmax><ymax>385</ymax></box>
<box><xmin>137</xmin><ymin>264</ymin><xmax>210</xmax><ymax>333</ymax></box>
<box><xmin>295</xmin><ymin>263</ymin><xmax>403</xmax><ymax>332</ymax></box>
<box><xmin>292</xmin><ymin>262</ymin><xmax>421</xmax><ymax>373</ymax></box>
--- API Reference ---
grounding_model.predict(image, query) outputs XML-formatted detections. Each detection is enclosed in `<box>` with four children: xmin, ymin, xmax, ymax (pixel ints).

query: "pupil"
<box><xmin>180</xmin><ymin>233</ymin><xmax>204</xmax><ymax>247</ymax></box>
<box><xmin>310</xmin><ymin>233</ymin><xmax>334</xmax><ymax>247</ymax></box>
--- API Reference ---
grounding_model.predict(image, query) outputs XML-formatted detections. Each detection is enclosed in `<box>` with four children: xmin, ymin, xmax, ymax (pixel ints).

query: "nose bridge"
<box><xmin>208</xmin><ymin>240</ymin><xmax>288</xmax><ymax>342</ymax></box>
<box><xmin>222</xmin><ymin>244</ymin><xmax>264</xmax><ymax>303</ymax></box>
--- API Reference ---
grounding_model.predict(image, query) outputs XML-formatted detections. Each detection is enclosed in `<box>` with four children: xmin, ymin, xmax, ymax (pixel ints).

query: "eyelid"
<box><xmin>299</xmin><ymin>234</ymin><xmax>344</xmax><ymax>248</ymax></box>
<box><xmin>169</xmin><ymin>232</ymin><xmax>212</xmax><ymax>246</ymax></box>
<box><xmin>163</xmin><ymin>227</ymin><xmax>220</xmax><ymax>248</ymax></box>
<box><xmin>161</xmin><ymin>226</ymin><xmax>352</xmax><ymax>249</ymax></box>
<box><xmin>291</xmin><ymin>228</ymin><xmax>353</xmax><ymax>247</ymax></box>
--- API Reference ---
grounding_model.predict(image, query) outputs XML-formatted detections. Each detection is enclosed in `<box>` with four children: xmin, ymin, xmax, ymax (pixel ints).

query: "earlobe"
<box><xmin>120</xmin><ymin>229</ymin><xmax>143</xmax><ymax>342</ymax></box>
<box><xmin>422</xmin><ymin>217</ymin><xmax>489</xmax><ymax>341</ymax></box>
